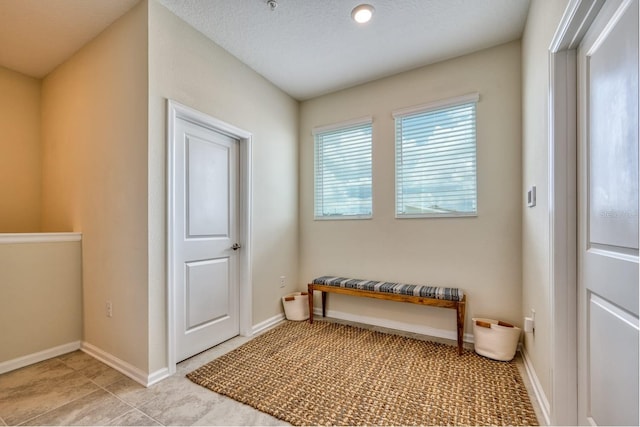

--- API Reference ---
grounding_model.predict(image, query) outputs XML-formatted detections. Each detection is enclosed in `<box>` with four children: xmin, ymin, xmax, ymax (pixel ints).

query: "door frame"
<box><xmin>166</xmin><ymin>99</ymin><xmax>253</xmax><ymax>375</ymax></box>
<box><xmin>548</xmin><ymin>1</ymin><xmax>604</xmax><ymax>424</ymax></box>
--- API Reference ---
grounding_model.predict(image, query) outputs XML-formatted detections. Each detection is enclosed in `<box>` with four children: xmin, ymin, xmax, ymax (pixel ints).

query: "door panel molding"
<box><xmin>185</xmin><ymin>134</ymin><xmax>233</xmax><ymax>238</ymax></box>
<box><xmin>167</xmin><ymin>99</ymin><xmax>253</xmax><ymax>374</ymax></box>
<box><xmin>578</xmin><ymin>1</ymin><xmax>638</xmax><ymax>425</ymax></box>
<box><xmin>588</xmin><ymin>293</ymin><xmax>639</xmax><ymax>425</ymax></box>
<box><xmin>185</xmin><ymin>257</ymin><xmax>231</xmax><ymax>331</ymax></box>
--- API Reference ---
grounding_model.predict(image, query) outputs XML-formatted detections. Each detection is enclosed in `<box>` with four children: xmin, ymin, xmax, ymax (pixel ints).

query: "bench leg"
<box><xmin>321</xmin><ymin>291</ymin><xmax>327</xmax><ymax>317</ymax></box>
<box><xmin>308</xmin><ymin>284</ymin><xmax>314</xmax><ymax>324</ymax></box>
<box><xmin>456</xmin><ymin>299</ymin><xmax>466</xmax><ymax>355</ymax></box>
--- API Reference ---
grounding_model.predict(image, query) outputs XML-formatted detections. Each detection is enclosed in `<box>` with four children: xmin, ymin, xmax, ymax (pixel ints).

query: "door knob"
<box><xmin>231</xmin><ymin>243</ymin><xmax>242</xmax><ymax>251</ymax></box>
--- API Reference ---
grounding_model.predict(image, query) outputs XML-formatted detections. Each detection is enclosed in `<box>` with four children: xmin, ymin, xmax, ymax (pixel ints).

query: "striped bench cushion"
<box><xmin>312</xmin><ymin>276</ymin><xmax>464</xmax><ymax>302</ymax></box>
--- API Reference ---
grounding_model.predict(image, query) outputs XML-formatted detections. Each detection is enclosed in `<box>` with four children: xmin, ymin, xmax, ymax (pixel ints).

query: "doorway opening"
<box><xmin>549</xmin><ymin>0</ymin><xmax>639</xmax><ymax>425</ymax></box>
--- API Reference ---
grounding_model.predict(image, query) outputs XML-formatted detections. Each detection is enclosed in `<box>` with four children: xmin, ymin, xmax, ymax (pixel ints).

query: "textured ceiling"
<box><xmin>0</xmin><ymin>0</ymin><xmax>530</xmax><ymax>100</ymax></box>
<box><xmin>0</xmin><ymin>0</ymin><xmax>139</xmax><ymax>78</ymax></box>
<box><xmin>157</xmin><ymin>0</ymin><xmax>530</xmax><ymax>100</ymax></box>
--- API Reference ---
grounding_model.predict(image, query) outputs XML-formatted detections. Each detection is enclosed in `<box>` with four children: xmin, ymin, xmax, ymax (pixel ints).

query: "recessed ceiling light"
<box><xmin>351</xmin><ymin>4</ymin><xmax>375</xmax><ymax>24</ymax></box>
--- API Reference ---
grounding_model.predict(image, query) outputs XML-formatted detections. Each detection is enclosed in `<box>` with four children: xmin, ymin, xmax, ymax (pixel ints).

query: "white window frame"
<box><xmin>393</xmin><ymin>93</ymin><xmax>479</xmax><ymax>219</ymax></box>
<box><xmin>312</xmin><ymin>116</ymin><xmax>373</xmax><ymax>220</ymax></box>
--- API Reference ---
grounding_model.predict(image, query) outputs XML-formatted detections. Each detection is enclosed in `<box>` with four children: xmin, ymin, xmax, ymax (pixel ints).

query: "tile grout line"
<box><xmin>2</xmin><ymin>353</ymin><xmax>137</xmax><ymax>426</ymax></box>
<box><xmin>95</xmin><ymin>389</ymin><xmax>136</xmax><ymax>426</ymax></box>
<box><xmin>17</xmin><ymin>355</ymin><xmax>134</xmax><ymax>427</ymax></box>
<box><xmin>13</xmin><ymin>359</ymin><xmax>91</xmax><ymax>426</ymax></box>
<box><xmin>131</xmin><ymin>407</ymin><xmax>166</xmax><ymax>426</ymax></box>
<box><xmin>56</xmin><ymin>352</ymin><xmax>147</xmax><ymax>425</ymax></box>
<box><xmin>129</xmin><ymin>393</ymin><xmax>167</xmax><ymax>427</ymax></box>
<box><xmin>15</xmin><ymin>388</ymin><xmax>100</xmax><ymax>426</ymax></box>
<box><xmin>101</xmin><ymin>376</ymin><xmax>162</xmax><ymax>411</ymax></box>
<box><xmin>61</xmin><ymin>354</ymin><xmax>132</xmax><ymax>425</ymax></box>
<box><xmin>106</xmin><ymin>407</ymin><xmax>166</xmax><ymax>427</ymax></box>
<box><xmin>100</xmin><ymin>382</ymin><xmax>165</xmax><ymax>426</ymax></box>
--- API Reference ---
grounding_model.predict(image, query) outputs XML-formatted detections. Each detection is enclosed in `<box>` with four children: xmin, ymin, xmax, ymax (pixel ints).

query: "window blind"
<box><xmin>395</xmin><ymin>100</ymin><xmax>477</xmax><ymax>218</ymax></box>
<box><xmin>314</xmin><ymin>120</ymin><xmax>372</xmax><ymax>219</ymax></box>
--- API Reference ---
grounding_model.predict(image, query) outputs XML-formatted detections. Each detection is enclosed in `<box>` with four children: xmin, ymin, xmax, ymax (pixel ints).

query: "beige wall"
<box><xmin>40</xmin><ymin>1</ymin><xmax>150</xmax><ymax>372</ymax></box>
<box><xmin>0</xmin><ymin>239</ymin><xmax>82</xmax><ymax>364</ymax></box>
<box><xmin>1</xmin><ymin>0</ymin><xmax>562</xmax><ymax>386</ymax></box>
<box><xmin>148</xmin><ymin>1</ymin><xmax>299</xmax><ymax>372</ymax></box>
<box><xmin>299</xmin><ymin>41</ymin><xmax>522</xmax><ymax>337</ymax></box>
<box><xmin>0</xmin><ymin>67</ymin><xmax>41</xmax><ymax>232</ymax></box>
<box><xmin>521</xmin><ymin>0</ymin><xmax>570</xmax><ymax>403</ymax></box>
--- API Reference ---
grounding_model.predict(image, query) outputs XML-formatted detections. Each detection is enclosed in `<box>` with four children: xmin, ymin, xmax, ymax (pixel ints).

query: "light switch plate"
<box><xmin>527</xmin><ymin>186</ymin><xmax>536</xmax><ymax>207</ymax></box>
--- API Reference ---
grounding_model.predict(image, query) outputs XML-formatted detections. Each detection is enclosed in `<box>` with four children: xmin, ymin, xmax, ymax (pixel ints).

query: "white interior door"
<box><xmin>578</xmin><ymin>1</ymin><xmax>639</xmax><ymax>425</ymax></box>
<box><xmin>173</xmin><ymin>116</ymin><xmax>240</xmax><ymax>362</ymax></box>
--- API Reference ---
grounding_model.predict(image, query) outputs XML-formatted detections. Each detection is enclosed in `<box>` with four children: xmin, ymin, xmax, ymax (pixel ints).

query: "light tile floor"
<box><xmin>0</xmin><ymin>336</ymin><xmax>286</xmax><ymax>426</ymax></box>
<box><xmin>0</xmin><ymin>319</ymin><xmax>544</xmax><ymax>426</ymax></box>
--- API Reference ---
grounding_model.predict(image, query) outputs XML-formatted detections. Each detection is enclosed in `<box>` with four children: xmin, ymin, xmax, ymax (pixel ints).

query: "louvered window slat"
<box><xmin>314</xmin><ymin>120</ymin><xmax>372</xmax><ymax>219</ymax></box>
<box><xmin>395</xmin><ymin>100</ymin><xmax>478</xmax><ymax>217</ymax></box>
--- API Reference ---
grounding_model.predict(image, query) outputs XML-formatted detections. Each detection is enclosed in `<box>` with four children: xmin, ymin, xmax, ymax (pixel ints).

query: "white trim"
<box><xmin>521</xmin><ymin>346</ymin><xmax>552</xmax><ymax>426</ymax></box>
<box><xmin>251</xmin><ymin>313</ymin><xmax>286</xmax><ymax>335</ymax></box>
<box><xmin>81</xmin><ymin>342</ymin><xmax>169</xmax><ymax>387</ymax></box>
<box><xmin>314</xmin><ymin>215</ymin><xmax>373</xmax><ymax>221</ymax></box>
<box><xmin>396</xmin><ymin>212</ymin><xmax>478</xmax><ymax>220</ymax></box>
<box><xmin>551</xmin><ymin>0</ymin><xmax>604</xmax><ymax>51</ymax></box>
<box><xmin>584</xmin><ymin>0</ymin><xmax>633</xmax><ymax>56</ymax></box>
<box><xmin>547</xmin><ymin>1</ymin><xmax>603</xmax><ymax>425</ymax></box>
<box><xmin>0</xmin><ymin>341</ymin><xmax>81</xmax><ymax>374</ymax></box>
<box><xmin>167</xmin><ymin>100</ymin><xmax>176</xmax><ymax>376</ymax></box>
<box><xmin>548</xmin><ymin>48</ymin><xmax>579</xmax><ymax>427</ymax></box>
<box><xmin>312</xmin><ymin>116</ymin><xmax>372</xmax><ymax>135</ymax></box>
<box><xmin>146</xmin><ymin>367</ymin><xmax>172</xmax><ymax>387</ymax></box>
<box><xmin>239</xmin><ymin>133</ymin><xmax>254</xmax><ymax>338</ymax></box>
<box><xmin>166</xmin><ymin>99</ymin><xmax>253</xmax><ymax>375</ymax></box>
<box><xmin>391</xmin><ymin>92</ymin><xmax>479</xmax><ymax>118</ymax></box>
<box><xmin>0</xmin><ymin>233</ymin><xmax>82</xmax><ymax>244</ymax></box>
<box><xmin>315</xmin><ymin>308</ymin><xmax>475</xmax><ymax>344</ymax></box>
<box><xmin>169</xmin><ymin>101</ymin><xmax>253</xmax><ymax>140</ymax></box>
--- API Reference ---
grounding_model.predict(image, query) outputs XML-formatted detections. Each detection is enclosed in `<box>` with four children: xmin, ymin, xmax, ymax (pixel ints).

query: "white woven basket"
<box><xmin>472</xmin><ymin>317</ymin><xmax>521</xmax><ymax>361</ymax></box>
<box><xmin>282</xmin><ymin>292</ymin><xmax>309</xmax><ymax>321</ymax></box>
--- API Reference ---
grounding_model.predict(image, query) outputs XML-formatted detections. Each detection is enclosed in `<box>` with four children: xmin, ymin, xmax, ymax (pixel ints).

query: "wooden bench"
<box><xmin>308</xmin><ymin>276</ymin><xmax>466</xmax><ymax>355</ymax></box>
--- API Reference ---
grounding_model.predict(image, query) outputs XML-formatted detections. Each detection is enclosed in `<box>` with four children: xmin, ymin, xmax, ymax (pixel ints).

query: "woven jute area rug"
<box><xmin>187</xmin><ymin>321</ymin><xmax>538</xmax><ymax>426</ymax></box>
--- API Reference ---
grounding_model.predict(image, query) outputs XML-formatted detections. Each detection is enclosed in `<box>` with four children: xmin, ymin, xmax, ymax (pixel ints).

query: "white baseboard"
<box><xmin>315</xmin><ymin>308</ymin><xmax>475</xmax><ymax>343</ymax></box>
<box><xmin>521</xmin><ymin>346</ymin><xmax>551</xmax><ymax>425</ymax></box>
<box><xmin>81</xmin><ymin>342</ymin><xmax>170</xmax><ymax>387</ymax></box>
<box><xmin>149</xmin><ymin>314</ymin><xmax>286</xmax><ymax>385</ymax></box>
<box><xmin>0</xmin><ymin>341</ymin><xmax>81</xmax><ymax>375</ymax></box>
<box><xmin>147</xmin><ymin>366</ymin><xmax>171</xmax><ymax>387</ymax></box>
<box><xmin>252</xmin><ymin>313</ymin><xmax>285</xmax><ymax>335</ymax></box>
<box><xmin>133</xmin><ymin>308</ymin><xmax>465</xmax><ymax>386</ymax></box>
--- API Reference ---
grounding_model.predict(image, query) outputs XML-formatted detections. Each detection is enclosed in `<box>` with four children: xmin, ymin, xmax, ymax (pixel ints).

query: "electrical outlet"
<box><xmin>279</xmin><ymin>276</ymin><xmax>286</xmax><ymax>288</ymax></box>
<box><xmin>106</xmin><ymin>301</ymin><xmax>113</xmax><ymax>318</ymax></box>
